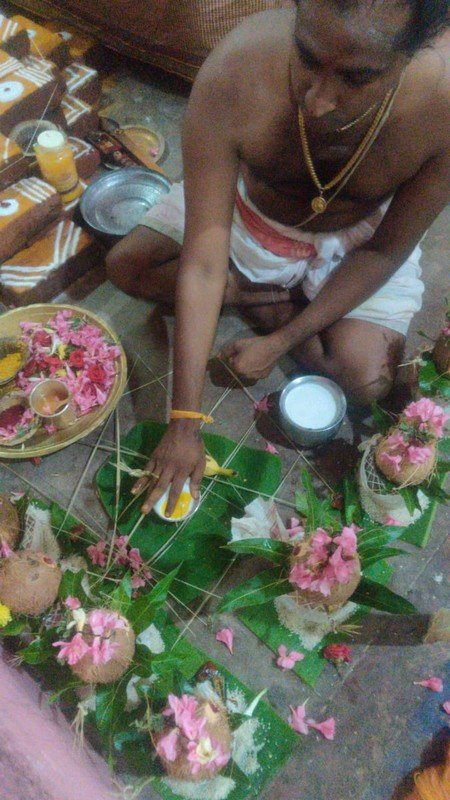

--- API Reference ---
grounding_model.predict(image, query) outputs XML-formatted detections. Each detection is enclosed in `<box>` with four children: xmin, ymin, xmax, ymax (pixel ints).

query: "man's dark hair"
<box><xmin>399</xmin><ymin>0</ymin><xmax>449</xmax><ymax>53</ymax></box>
<box><xmin>297</xmin><ymin>0</ymin><xmax>449</xmax><ymax>54</ymax></box>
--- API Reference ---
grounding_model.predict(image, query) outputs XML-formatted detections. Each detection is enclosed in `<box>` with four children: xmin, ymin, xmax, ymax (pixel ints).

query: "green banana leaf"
<box><xmin>96</xmin><ymin>421</ymin><xmax>281</xmax><ymax>604</ymax></box>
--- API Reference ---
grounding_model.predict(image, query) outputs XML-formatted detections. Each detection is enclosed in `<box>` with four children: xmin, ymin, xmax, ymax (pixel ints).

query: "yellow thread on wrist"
<box><xmin>170</xmin><ymin>410</ymin><xmax>214</xmax><ymax>424</ymax></box>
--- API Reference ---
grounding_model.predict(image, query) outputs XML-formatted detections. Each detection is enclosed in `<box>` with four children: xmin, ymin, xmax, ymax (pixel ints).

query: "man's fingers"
<box><xmin>141</xmin><ymin>469</ymin><xmax>172</xmax><ymax>514</ymax></box>
<box><xmin>165</xmin><ymin>475</ymin><xmax>187</xmax><ymax>517</ymax></box>
<box><xmin>219</xmin><ymin>341</ymin><xmax>239</xmax><ymax>361</ymax></box>
<box><xmin>131</xmin><ymin>459</ymin><xmax>156</xmax><ymax>495</ymax></box>
<box><xmin>190</xmin><ymin>458</ymin><xmax>205</xmax><ymax>500</ymax></box>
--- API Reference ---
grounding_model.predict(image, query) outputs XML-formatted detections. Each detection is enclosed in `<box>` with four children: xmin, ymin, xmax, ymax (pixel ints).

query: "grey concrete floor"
<box><xmin>1</xmin><ymin>59</ymin><xmax>449</xmax><ymax>800</ymax></box>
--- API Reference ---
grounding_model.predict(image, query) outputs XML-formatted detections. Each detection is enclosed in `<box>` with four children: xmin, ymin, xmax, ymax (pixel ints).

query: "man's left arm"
<box><xmin>277</xmin><ymin>152</ymin><xmax>450</xmax><ymax>347</ymax></box>
<box><xmin>226</xmin><ymin>152</ymin><xmax>450</xmax><ymax>378</ymax></box>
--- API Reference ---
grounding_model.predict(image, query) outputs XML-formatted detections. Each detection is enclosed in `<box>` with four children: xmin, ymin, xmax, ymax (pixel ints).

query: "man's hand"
<box><xmin>220</xmin><ymin>333</ymin><xmax>285</xmax><ymax>381</ymax></box>
<box><xmin>132</xmin><ymin>421</ymin><xmax>205</xmax><ymax>516</ymax></box>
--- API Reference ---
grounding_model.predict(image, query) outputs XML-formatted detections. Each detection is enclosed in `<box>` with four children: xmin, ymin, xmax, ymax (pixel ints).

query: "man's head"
<box><xmin>293</xmin><ymin>0</ymin><xmax>449</xmax><ymax>123</ymax></box>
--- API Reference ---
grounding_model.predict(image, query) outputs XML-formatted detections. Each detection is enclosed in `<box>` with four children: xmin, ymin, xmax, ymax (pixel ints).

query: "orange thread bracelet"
<box><xmin>170</xmin><ymin>410</ymin><xmax>214</xmax><ymax>424</ymax></box>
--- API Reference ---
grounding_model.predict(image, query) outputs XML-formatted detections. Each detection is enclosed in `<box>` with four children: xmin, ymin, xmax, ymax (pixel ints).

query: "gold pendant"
<box><xmin>311</xmin><ymin>195</ymin><xmax>327</xmax><ymax>214</ymax></box>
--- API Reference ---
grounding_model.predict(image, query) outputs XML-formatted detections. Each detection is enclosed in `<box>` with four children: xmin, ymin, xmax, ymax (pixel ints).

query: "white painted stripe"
<box><xmin>15</xmin><ymin>66</ymin><xmax>50</xmax><ymax>87</ymax></box>
<box><xmin>52</xmin><ymin>221</ymin><xmax>65</xmax><ymax>266</ymax></box>
<box><xmin>0</xmin><ymin>276</ymin><xmax>48</xmax><ymax>286</ymax></box>
<box><xmin>0</xmin><ymin>57</ymin><xmax>19</xmax><ymax>78</ymax></box>
<box><xmin>1</xmin><ymin>264</ymin><xmax>52</xmax><ymax>273</ymax></box>
<box><xmin>61</xmin><ymin>221</ymin><xmax>75</xmax><ymax>263</ymax></box>
<box><xmin>69</xmin><ymin>226</ymin><xmax>82</xmax><ymax>258</ymax></box>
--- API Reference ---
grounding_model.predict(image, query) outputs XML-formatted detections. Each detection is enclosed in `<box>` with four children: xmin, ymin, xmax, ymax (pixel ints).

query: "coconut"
<box><xmin>0</xmin><ymin>549</ymin><xmax>61</xmax><ymax>615</ymax></box>
<box><xmin>375</xmin><ymin>430</ymin><xmax>437</xmax><ymax>486</ymax></box>
<box><xmin>289</xmin><ymin>536</ymin><xmax>361</xmax><ymax>611</ymax></box>
<box><xmin>432</xmin><ymin>333</ymin><xmax>450</xmax><ymax>375</ymax></box>
<box><xmin>156</xmin><ymin>700</ymin><xmax>232</xmax><ymax>783</ymax></box>
<box><xmin>0</xmin><ymin>494</ymin><xmax>20</xmax><ymax>551</ymax></box>
<box><xmin>71</xmin><ymin>615</ymin><xmax>135</xmax><ymax>684</ymax></box>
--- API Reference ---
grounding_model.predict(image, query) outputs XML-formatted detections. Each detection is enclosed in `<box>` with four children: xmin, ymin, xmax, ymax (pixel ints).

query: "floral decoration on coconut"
<box><xmin>131</xmin><ymin>661</ymin><xmax>290</xmax><ymax>800</ymax></box>
<box><xmin>219</xmin><ymin>469</ymin><xmax>415</xmax><ymax>675</ymax></box>
<box><xmin>16</xmin><ymin>310</ymin><xmax>121</xmax><ymax>417</ymax></box>
<box><xmin>0</xmin><ymin>496</ymin><xmax>298</xmax><ymax>800</ymax></box>
<box><xmin>0</xmin><ymin>494</ymin><xmax>183</xmax><ymax>743</ymax></box>
<box><xmin>359</xmin><ymin>400</ymin><xmax>449</xmax><ymax>526</ymax></box>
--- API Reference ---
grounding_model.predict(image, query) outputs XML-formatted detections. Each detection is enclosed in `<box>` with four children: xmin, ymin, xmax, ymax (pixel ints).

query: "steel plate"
<box><xmin>80</xmin><ymin>167</ymin><xmax>171</xmax><ymax>236</ymax></box>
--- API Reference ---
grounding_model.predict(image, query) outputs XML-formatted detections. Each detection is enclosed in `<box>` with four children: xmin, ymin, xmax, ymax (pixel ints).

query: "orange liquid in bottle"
<box><xmin>34</xmin><ymin>130</ymin><xmax>82</xmax><ymax>204</ymax></box>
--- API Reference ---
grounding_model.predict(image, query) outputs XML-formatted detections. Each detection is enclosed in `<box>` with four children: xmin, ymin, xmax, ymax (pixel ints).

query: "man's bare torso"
<box><xmin>194</xmin><ymin>9</ymin><xmax>450</xmax><ymax>233</ymax></box>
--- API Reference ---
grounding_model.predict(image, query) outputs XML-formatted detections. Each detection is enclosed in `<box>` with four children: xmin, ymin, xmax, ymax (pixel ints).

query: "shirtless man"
<box><xmin>106</xmin><ymin>0</ymin><xmax>449</xmax><ymax>515</ymax></box>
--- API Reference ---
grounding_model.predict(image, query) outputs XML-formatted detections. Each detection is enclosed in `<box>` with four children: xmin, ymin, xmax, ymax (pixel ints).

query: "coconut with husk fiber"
<box><xmin>155</xmin><ymin>693</ymin><xmax>231</xmax><ymax>782</ymax></box>
<box><xmin>0</xmin><ymin>549</ymin><xmax>61</xmax><ymax>615</ymax></box>
<box><xmin>375</xmin><ymin>430</ymin><xmax>437</xmax><ymax>485</ymax></box>
<box><xmin>289</xmin><ymin>525</ymin><xmax>361</xmax><ymax>611</ymax></box>
<box><xmin>374</xmin><ymin>398</ymin><xmax>448</xmax><ymax>487</ymax></box>
<box><xmin>58</xmin><ymin>609</ymin><xmax>136</xmax><ymax>684</ymax></box>
<box><xmin>0</xmin><ymin>494</ymin><xmax>20</xmax><ymax>552</ymax></box>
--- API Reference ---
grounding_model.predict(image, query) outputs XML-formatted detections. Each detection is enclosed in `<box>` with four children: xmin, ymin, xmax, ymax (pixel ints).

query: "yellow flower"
<box><xmin>57</xmin><ymin>344</ymin><xmax>67</xmax><ymax>360</ymax></box>
<box><xmin>0</xmin><ymin>604</ymin><xmax>12</xmax><ymax>626</ymax></box>
<box><xmin>55</xmin><ymin>369</ymin><xmax>66</xmax><ymax>378</ymax></box>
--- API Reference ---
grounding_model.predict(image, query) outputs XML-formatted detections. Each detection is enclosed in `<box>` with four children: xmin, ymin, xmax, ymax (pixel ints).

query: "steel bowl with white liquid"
<box><xmin>279</xmin><ymin>375</ymin><xmax>347</xmax><ymax>446</ymax></box>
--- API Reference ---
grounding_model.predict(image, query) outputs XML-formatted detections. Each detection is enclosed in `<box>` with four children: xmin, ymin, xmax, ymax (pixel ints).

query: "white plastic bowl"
<box><xmin>153</xmin><ymin>479</ymin><xmax>200</xmax><ymax>523</ymax></box>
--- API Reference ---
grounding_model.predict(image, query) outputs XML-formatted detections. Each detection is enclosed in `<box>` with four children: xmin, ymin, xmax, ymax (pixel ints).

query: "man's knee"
<box><xmin>335</xmin><ymin>349</ymin><xmax>398</xmax><ymax>406</ymax></box>
<box><xmin>105</xmin><ymin>241</ymin><xmax>131</xmax><ymax>291</ymax></box>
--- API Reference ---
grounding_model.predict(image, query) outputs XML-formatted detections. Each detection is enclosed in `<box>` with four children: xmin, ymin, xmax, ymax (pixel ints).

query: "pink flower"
<box><xmin>289</xmin><ymin>703</ymin><xmax>309</xmax><ymax>735</ymax></box>
<box><xmin>0</xmin><ymin>542</ymin><xmax>13</xmax><ymax>558</ymax></box>
<box><xmin>53</xmin><ymin>633</ymin><xmax>90</xmax><ymax>665</ymax></box>
<box><xmin>277</xmin><ymin>645</ymin><xmax>304</xmax><ymax>670</ymax></box>
<box><xmin>254</xmin><ymin>396</ymin><xmax>269</xmax><ymax>413</ymax></box>
<box><xmin>113</xmin><ymin>535</ymin><xmax>129</xmax><ymax>566</ymax></box>
<box><xmin>443</xmin><ymin>325</ymin><xmax>450</xmax><ymax>337</ymax></box>
<box><xmin>334</xmin><ymin>524</ymin><xmax>358</xmax><ymax>557</ymax></box>
<box><xmin>86</xmin><ymin>540</ymin><xmax>107</xmax><ymax>567</ymax></box>
<box><xmin>164</xmin><ymin>694</ymin><xmax>205</xmax><ymax>741</ymax></box>
<box><xmin>329</xmin><ymin>547</ymin><xmax>355</xmax><ymax>585</ymax></box>
<box><xmin>131</xmin><ymin>574</ymin><xmax>146</xmax><ymax>589</ymax></box>
<box><xmin>307</xmin><ymin>717</ymin><xmax>336</xmax><ymax>740</ymax></box>
<box><xmin>378</xmin><ymin>451</ymin><xmax>403</xmax><ymax>473</ymax></box>
<box><xmin>64</xmin><ymin>596</ymin><xmax>81</xmax><ymax>610</ymax></box>
<box><xmin>288</xmin><ymin>517</ymin><xmax>304</xmax><ymax>538</ymax></box>
<box><xmin>289</xmin><ymin>562</ymin><xmax>313</xmax><ymax>591</ymax></box>
<box><xmin>406</xmin><ymin>444</ymin><xmax>433</xmax><ymax>465</ymax></box>
<box><xmin>264</xmin><ymin>441</ymin><xmax>279</xmax><ymax>455</ymax></box>
<box><xmin>215</xmin><ymin>627</ymin><xmax>234</xmax><ymax>654</ymax></box>
<box><xmin>309</xmin><ymin>568</ymin><xmax>335</xmax><ymax>597</ymax></box>
<box><xmin>386</xmin><ymin>430</ymin><xmax>408</xmax><ymax>451</ymax></box>
<box><xmin>323</xmin><ymin>644</ymin><xmax>352</xmax><ymax>664</ymax></box>
<box><xmin>414</xmin><ymin>677</ymin><xmax>443</xmax><ymax>693</ymax></box>
<box><xmin>404</xmin><ymin>399</ymin><xmax>449</xmax><ymax>439</ymax></box>
<box><xmin>128</xmin><ymin>548</ymin><xmax>143</xmax><ymax>571</ymax></box>
<box><xmin>383</xmin><ymin>515</ymin><xmax>403</xmax><ymax>527</ymax></box>
<box><xmin>88</xmin><ymin>610</ymin><xmax>125</xmax><ymax>636</ymax></box>
<box><xmin>90</xmin><ymin>636</ymin><xmax>118</xmax><ymax>665</ymax></box>
<box><xmin>156</xmin><ymin>729</ymin><xmax>179</xmax><ymax>762</ymax></box>
<box><xmin>442</xmin><ymin>701</ymin><xmax>450</xmax><ymax>715</ymax></box>
<box><xmin>187</xmin><ymin>737</ymin><xmax>230</xmax><ymax>775</ymax></box>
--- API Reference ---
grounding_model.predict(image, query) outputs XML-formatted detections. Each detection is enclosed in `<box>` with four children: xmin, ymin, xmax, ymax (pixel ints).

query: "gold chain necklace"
<box><xmin>336</xmin><ymin>101</ymin><xmax>378</xmax><ymax>132</ymax></box>
<box><xmin>298</xmin><ymin>87</ymin><xmax>394</xmax><ymax>215</ymax></box>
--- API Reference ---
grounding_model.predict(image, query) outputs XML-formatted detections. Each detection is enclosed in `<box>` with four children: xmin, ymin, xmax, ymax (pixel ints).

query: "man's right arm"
<box><xmin>135</xmin><ymin>61</ymin><xmax>240</xmax><ymax>515</ymax></box>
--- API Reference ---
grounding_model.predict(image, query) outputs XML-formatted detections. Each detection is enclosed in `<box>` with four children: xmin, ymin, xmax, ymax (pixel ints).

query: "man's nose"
<box><xmin>304</xmin><ymin>77</ymin><xmax>337</xmax><ymax>117</ymax></box>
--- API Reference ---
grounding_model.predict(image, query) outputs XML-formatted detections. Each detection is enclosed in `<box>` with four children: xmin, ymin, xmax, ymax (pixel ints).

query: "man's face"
<box><xmin>293</xmin><ymin>0</ymin><xmax>410</xmax><ymax>128</ymax></box>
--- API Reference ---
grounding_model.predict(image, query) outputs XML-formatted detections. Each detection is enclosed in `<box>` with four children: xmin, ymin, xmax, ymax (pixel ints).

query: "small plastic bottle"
<box><xmin>34</xmin><ymin>130</ymin><xmax>82</xmax><ymax>204</ymax></box>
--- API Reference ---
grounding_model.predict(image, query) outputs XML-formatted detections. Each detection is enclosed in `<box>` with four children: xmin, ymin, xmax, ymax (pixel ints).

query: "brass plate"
<box><xmin>118</xmin><ymin>125</ymin><xmax>165</xmax><ymax>163</ymax></box>
<box><xmin>0</xmin><ymin>304</ymin><xmax>127</xmax><ymax>459</ymax></box>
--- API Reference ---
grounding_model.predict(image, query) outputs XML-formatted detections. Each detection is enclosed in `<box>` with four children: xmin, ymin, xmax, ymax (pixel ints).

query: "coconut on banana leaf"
<box><xmin>0</xmin><ymin>549</ymin><xmax>61</xmax><ymax>615</ymax></box>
